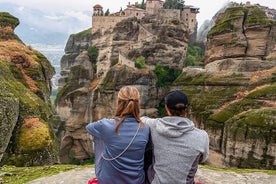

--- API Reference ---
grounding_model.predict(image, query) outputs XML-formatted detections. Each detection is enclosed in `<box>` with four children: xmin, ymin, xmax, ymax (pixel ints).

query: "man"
<box><xmin>141</xmin><ymin>90</ymin><xmax>209</xmax><ymax>184</ymax></box>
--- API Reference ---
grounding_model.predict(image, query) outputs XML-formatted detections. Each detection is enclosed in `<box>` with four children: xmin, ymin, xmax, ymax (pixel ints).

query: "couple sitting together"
<box><xmin>86</xmin><ymin>86</ymin><xmax>209</xmax><ymax>184</ymax></box>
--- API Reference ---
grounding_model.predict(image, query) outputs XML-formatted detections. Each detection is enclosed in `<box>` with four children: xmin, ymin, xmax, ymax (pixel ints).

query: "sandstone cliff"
<box><xmin>0</xmin><ymin>12</ymin><xmax>58</xmax><ymax>166</ymax></box>
<box><xmin>205</xmin><ymin>5</ymin><xmax>276</xmax><ymax>63</ymax></box>
<box><xmin>93</xmin><ymin>15</ymin><xmax>189</xmax><ymax>78</ymax></box>
<box><xmin>55</xmin><ymin>14</ymin><xmax>188</xmax><ymax>162</ymax></box>
<box><xmin>174</xmin><ymin>5</ymin><xmax>276</xmax><ymax>169</ymax></box>
<box><xmin>55</xmin><ymin>29</ymin><xmax>95</xmax><ymax>163</ymax></box>
<box><xmin>56</xmin><ymin>4</ymin><xmax>276</xmax><ymax>170</ymax></box>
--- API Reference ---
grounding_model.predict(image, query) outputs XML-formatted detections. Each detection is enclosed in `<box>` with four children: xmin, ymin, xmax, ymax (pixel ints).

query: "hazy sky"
<box><xmin>0</xmin><ymin>0</ymin><xmax>276</xmax><ymax>28</ymax></box>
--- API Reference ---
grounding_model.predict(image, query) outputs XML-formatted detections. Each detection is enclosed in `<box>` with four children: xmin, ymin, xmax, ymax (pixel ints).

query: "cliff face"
<box><xmin>0</xmin><ymin>12</ymin><xmax>58</xmax><ymax>166</ymax></box>
<box><xmin>56</xmin><ymin>5</ymin><xmax>275</xmax><ymax>169</ymax></box>
<box><xmin>205</xmin><ymin>6</ymin><xmax>276</xmax><ymax>63</ymax></box>
<box><xmin>174</xmin><ymin>5</ymin><xmax>276</xmax><ymax>169</ymax></box>
<box><xmin>94</xmin><ymin>15</ymin><xmax>189</xmax><ymax>78</ymax></box>
<box><xmin>55</xmin><ymin>29</ymin><xmax>95</xmax><ymax>163</ymax></box>
<box><xmin>55</xmin><ymin>14</ymin><xmax>188</xmax><ymax>162</ymax></box>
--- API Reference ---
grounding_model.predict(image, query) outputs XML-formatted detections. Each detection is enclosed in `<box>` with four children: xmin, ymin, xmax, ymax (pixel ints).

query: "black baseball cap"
<box><xmin>165</xmin><ymin>90</ymin><xmax>189</xmax><ymax>109</ymax></box>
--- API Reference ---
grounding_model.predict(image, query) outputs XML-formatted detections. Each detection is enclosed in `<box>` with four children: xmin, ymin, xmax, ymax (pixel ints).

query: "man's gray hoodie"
<box><xmin>141</xmin><ymin>116</ymin><xmax>209</xmax><ymax>184</ymax></box>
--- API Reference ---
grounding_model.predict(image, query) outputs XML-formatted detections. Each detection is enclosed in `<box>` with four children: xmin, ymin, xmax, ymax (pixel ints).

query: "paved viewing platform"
<box><xmin>26</xmin><ymin>166</ymin><xmax>276</xmax><ymax>184</ymax></box>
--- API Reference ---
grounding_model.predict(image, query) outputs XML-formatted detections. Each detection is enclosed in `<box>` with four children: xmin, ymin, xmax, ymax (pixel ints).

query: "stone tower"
<box><xmin>93</xmin><ymin>4</ymin><xmax>104</xmax><ymax>16</ymax></box>
<box><xmin>146</xmin><ymin>0</ymin><xmax>164</xmax><ymax>14</ymax></box>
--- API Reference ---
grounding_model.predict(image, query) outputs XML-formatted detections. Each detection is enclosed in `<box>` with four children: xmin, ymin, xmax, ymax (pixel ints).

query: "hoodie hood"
<box><xmin>155</xmin><ymin>116</ymin><xmax>195</xmax><ymax>138</ymax></box>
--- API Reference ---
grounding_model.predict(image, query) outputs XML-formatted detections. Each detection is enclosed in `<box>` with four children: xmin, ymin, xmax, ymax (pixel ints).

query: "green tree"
<box><xmin>141</xmin><ymin>0</ymin><xmax>145</xmax><ymax>9</ymax></box>
<box><xmin>164</xmin><ymin>0</ymin><xmax>184</xmax><ymax>9</ymax></box>
<box><xmin>135</xmin><ymin>0</ymin><xmax>146</xmax><ymax>9</ymax></box>
<box><xmin>154</xmin><ymin>65</ymin><xmax>181</xmax><ymax>87</ymax></box>
<box><xmin>135</xmin><ymin>56</ymin><xmax>147</xmax><ymax>69</ymax></box>
<box><xmin>104</xmin><ymin>9</ymin><xmax>110</xmax><ymax>16</ymax></box>
<box><xmin>87</xmin><ymin>46</ymin><xmax>99</xmax><ymax>64</ymax></box>
<box><xmin>183</xmin><ymin>45</ymin><xmax>205</xmax><ymax>67</ymax></box>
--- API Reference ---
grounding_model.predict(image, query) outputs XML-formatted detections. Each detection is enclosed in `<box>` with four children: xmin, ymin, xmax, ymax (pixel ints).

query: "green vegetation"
<box><xmin>175</xmin><ymin>72</ymin><xmax>248</xmax><ymax>86</ymax></box>
<box><xmin>228</xmin><ymin>108</ymin><xmax>276</xmax><ymax>131</ymax></box>
<box><xmin>73</xmin><ymin>28</ymin><xmax>92</xmax><ymax>37</ymax></box>
<box><xmin>245</xmin><ymin>6</ymin><xmax>276</xmax><ymax>27</ymax></box>
<box><xmin>207</xmin><ymin>98</ymin><xmax>261</xmax><ymax>128</ymax></box>
<box><xmin>163</xmin><ymin>0</ymin><xmax>184</xmax><ymax>9</ymax></box>
<box><xmin>154</xmin><ymin>65</ymin><xmax>181</xmax><ymax>87</ymax></box>
<box><xmin>135</xmin><ymin>56</ymin><xmax>147</xmax><ymax>69</ymax></box>
<box><xmin>0</xmin><ymin>61</ymin><xmax>53</xmax><ymax>120</ymax></box>
<box><xmin>0</xmin><ymin>58</ymin><xmax>56</xmax><ymax>166</ymax></box>
<box><xmin>0</xmin><ymin>12</ymin><xmax>19</xmax><ymax>29</ymax></box>
<box><xmin>207</xmin><ymin>84</ymin><xmax>276</xmax><ymax>129</ymax></box>
<box><xmin>208</xmin><ymin>6</ymin><xmax>244</xmax><ymax>36</ymax></box>
<box><xmin>56</xmin><ymin>81</ymin><xmax>81</xmax><ymax>105</ymax></box>
<box><xmin>174</xmin><ymin>72</ymin><xmax>207</xmax><ymax>86</ymax></box>
<box><xmin>224</xmin><ymin>108</ymin><xmax>276</xmax><ymax>169</ymax></box>
<box><xmin>0</xmin><ymin>12</ymin><xmax>21</xmax><ymax>41</ymax></box>
<box><xmin>183</xmin><ymin>45</ymin><xmax>205</xmax><ymax>67</ymax></box>
<box><xmin>18</xmin><ymin>119</ymin><xmax>52</xmax><ymax>153</ymax></box>
<box><xmin>246</xmin><ymin>83</ymin><xmax>276</xmax><ymax>99</ymax></box>
<box><xmin>87</xmin><ymin>46</ymin><xmax>99</xmax><ymax>64</ymax></box>
<box><xmin>208</xmin><ymin>6</ymin><xmax>276</xmax><ymax>36</ymax></box>
<box><xmin>135</xmin><ymin>0</ymin><xmax>146</xmax><ymax>9</ymax></box>
<box><xmin>104</xmin><ymin>9</ymin><xmax>110</xmax><ymax>16</ymax></box>
<box><xmin>0</xmin><ymin>164</ymin><xmax>93</xmax><ymax>184</ymax></box>
<box><xmin>174</xmin><ymin>72</ymin><xmax>245</xmax><ymax>125</ymax></box>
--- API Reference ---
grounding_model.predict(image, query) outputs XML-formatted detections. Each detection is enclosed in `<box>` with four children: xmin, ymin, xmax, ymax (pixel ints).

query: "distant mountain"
<box><xmin>0</xmin><ymin>2</ymin><xmax>91</xmax><ymax>45</ymax></box>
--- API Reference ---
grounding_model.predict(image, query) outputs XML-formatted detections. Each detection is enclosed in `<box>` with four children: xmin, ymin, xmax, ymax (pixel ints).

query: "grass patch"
<box><xmin>0</xmin><ymin>164</ymin><xmax>94</xmax><ymax>184</ymax></box>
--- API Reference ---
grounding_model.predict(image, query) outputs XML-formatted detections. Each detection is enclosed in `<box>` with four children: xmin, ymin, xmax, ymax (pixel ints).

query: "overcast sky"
<box><xmin>0</xmin><ymin>0</ymin><xmax>276</xmax><ymax>29</ymax></box>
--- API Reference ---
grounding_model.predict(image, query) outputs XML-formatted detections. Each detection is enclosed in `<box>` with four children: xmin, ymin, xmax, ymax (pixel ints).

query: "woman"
<box><xmin>86</xmin><ymin>86</ymin><xmax>150</xmax><ymax>184</ymax></box>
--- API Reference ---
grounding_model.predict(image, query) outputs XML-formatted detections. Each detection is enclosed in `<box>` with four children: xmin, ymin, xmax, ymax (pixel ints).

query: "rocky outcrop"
<box><xmin>56</xmin><ymin>14</ymin><xmax>189</xmax><ymax>162</ymax></box>
<box><xmin>55</xmin><ymin>29</ymin><xmax>94</xmax><ymax>163</ymax></box>
<box><xmin>58</xmin><ymin>51</ymin><xmax>95</xmax><ymax>163</ymax></box>
<box><xmin>175</xmin><ymin>65</ymin><xmax>276</xmax><ymax>169</ymax></box>
<box><xmin>94</xmin><ymin>15</ymin><xmax>189</xmax><ymax>78</ymax></box>
<box><xmin>58</xmin><ymin>28</ymin><xmax>93</xmax><ymax>90</ymax></box>
<box><xmin>205</xmin><ymin>6</ymin><xmax>276</xmax><ymax>64</ymax></box>
<box><xmin>56</xmin><ymin>4</ymin><xmax>275</xmax><ymax>169</ymax></box>
<box><xmin>0</xmin><ymin>12</ymin><xmax>58</xmax><ymax>166</ymax></box>
<box><xmin>173</xmin><ymin>5</ymin><xmax>276</xmax><ymax>170</ymax></box>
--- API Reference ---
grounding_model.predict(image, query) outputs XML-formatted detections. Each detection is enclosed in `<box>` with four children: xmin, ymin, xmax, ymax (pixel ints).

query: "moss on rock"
<box><xmin>0</xmin><ymin>40</ymin><xmax>57</xmax><ymax>166</ymax></box>
<box><xmin>208</xmin><ymin>6</ymin><xmax>276</xmax><ymax>37</ymax></box>
<box><xmin>18</xmin><ymin>118</ymin><xmax>52</xmax><ymax>152</ymax></box>
<box><xmin>0</xmin><ymin>12</ymin><xmax>19</xmax><ymax>29</ymax></box>
<box><xmin>245</xmin><ymin>6</ymin><xmax>276</xmax><ymax>27</ymax></box>
<box><xmin>246</xmin><ymin>83</ymin><xmax>276</xmax><ymax>99</ymax></box>
<box><xmin>208</xmin><ymin>6</ymin><xmax>244</xmax><ymax>36</ymax></box>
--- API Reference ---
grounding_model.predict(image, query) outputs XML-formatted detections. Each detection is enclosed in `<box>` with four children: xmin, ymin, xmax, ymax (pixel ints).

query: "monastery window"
<box><xmin>186</xmin><ymin>19</ymin><xmax>188</xmax><ymax>21</ymax></box>
<box><xmin>136</xmin><ymin>13</ymin><xmax>139</xmax><ymax>16</ymax></box>
<box><xmin>191</xmin><ymin>19</ymin><xmax>193</xmax><ymax>22</ymax></box>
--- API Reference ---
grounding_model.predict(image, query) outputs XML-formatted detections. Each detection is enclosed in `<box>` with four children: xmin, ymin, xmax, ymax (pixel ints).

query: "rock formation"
<box><xmin>0</xmin><ymin>12</ymin><xmax>58</xmax><ymax>166</ymax></box>
<box><xmin>56</xmin><ymin>4</ymin><xmax>275</xmax><ymax>169</ymax></box>
<box><xmin>55</xmin><ymin>29</ymin><xmax>94</xmax><ymax>163</ymax></box>
<box><xmin>174</xmin><ymin>5</ymin><xmax>276</xmax><ymax>169</ymax></box>
<box><xmin>205</xmin><ymin>6</ymin><xmax>276</xmax><ymax>64</ymax></box>
<box><xmin>56</xmin><ymin>14</ymin><xmax>188</xmax><ymax>162</ymax></box>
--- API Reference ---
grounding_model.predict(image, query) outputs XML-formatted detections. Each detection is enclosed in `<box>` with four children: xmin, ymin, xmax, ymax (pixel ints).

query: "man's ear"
<box><xmin>165</xmin><ymin>105</ymin><xmax>171</xmax><ymax>116</ymax></box>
